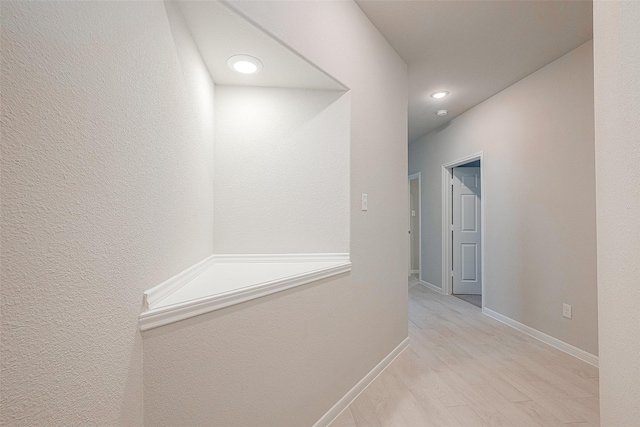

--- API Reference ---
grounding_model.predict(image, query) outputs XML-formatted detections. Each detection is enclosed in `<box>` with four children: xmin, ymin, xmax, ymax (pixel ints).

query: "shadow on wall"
<box><xmin>165</xmin><ymin>0</ymin><xmax>352</xmax><ymax>256</ymax></box>
<box><xmin>213</xmin><ymin>87</ymin><xmax>350</xmax><ymax>254</ymax></box>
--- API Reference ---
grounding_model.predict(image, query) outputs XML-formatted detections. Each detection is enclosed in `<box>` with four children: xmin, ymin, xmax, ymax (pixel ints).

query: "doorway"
<box><xmin>408</xmin><ymin>173</ymin><xmax>421</xmax><ymax>287</ymax></box>
<box><xmin>442</xmin><ymin>154</ymin><xmax>484</xmax><ymax>309</ymax></box>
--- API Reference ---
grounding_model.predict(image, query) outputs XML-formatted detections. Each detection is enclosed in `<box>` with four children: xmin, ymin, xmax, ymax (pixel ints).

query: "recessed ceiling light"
<box><xmin>228</xmin><ymin>55</ymin><xmax>263</xmax><ymax>74</ymax></box>
<box><xmin>436</xmin><ymin>110</ymin><xmax>448</xmax><ymax>117</ymax></box>
<box><xmin>430</xmin><ymin>91</ymin><xmax>449</xmax><ymax>99</ymax></box>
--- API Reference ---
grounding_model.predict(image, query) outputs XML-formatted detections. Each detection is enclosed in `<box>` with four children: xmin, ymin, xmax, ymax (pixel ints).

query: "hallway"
<box><xmin>329</xmin><ymin>285</ymin><xmax>600</xmax><ymax>426</ymax></box>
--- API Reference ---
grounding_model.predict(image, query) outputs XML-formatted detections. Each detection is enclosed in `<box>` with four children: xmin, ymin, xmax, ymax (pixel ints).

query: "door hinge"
<box><xmin>451</xmin><ymin>270</ymin><xmax>454</xmax><ymax>277</ymax></box>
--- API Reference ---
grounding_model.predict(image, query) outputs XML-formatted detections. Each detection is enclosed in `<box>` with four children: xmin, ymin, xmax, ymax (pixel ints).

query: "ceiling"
<box><xmin>173</xmin><ymin>1</ymin><xmax>344</xmax><ymax>91</ymax></box>
<box><xmin>355</xmin><ymin>0</ymin><xmax>593</xmax><ymax>143</ymax></box>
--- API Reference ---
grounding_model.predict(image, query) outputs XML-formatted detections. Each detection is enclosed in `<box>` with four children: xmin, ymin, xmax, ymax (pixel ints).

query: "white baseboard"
<box><xmin>410</xmin><ymin>269</ymin><xmax>419</xmax><ymax>275</ymax></box>
<box><xmin>420</xmin><ymin>280</ymin><xmax>445</xmax><ymax>295</ymax></box>
<box><xmin>482</xmin><ymin>307</ymin><xmax>599</xmax><ymax>368</ymax></box>
<box><xmin>313</xmin><ymin>337</ymin><xmax>410</xmax><ymax>427</ymax></box>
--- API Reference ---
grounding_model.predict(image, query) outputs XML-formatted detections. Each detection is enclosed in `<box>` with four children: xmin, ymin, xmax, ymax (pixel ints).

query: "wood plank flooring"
<box><xmin>328</xmin><ymin>285</ymin><xmax>600</xmax><ymax>427</ymax></box>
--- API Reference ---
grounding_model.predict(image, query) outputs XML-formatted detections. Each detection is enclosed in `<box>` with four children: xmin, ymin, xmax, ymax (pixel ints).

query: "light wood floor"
<box><xmin>329</xmin><ymin>285</ymin><xmax>600</xmax><ymax>427</ymax></box>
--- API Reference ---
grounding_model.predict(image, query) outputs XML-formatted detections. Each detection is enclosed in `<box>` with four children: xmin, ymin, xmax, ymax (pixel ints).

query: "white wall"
<box><xmin>165</xmin><ymin>0</ymin><xmax>216</xmax><ymax>154</ymax></box>
<box><xmin>594</xmin><ymin>2</ymin><xmax>640</xmax><ymax>424</ymax></box>
<box><xmin>409</xmin><ymin>42</ymin><xmax>598</xmax><ymax>356</ymax></box>
<box><xmin>0</xmin><ymin>1</ymin><xmax>215</xmax><ymax>424</ymax></box>
<box><xmin>142</xmin><ymin>1</ymin><xmax>408</xmax><ymax>425</ymax></box>
<box><xmin>214</xmin><ymin>86</ymin><xmax>350</xmax><ymax>254</ymax></box>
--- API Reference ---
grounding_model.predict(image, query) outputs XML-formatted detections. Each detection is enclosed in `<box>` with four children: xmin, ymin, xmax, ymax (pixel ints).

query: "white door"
<box><xmin>408</xmin><ymin>180</ymin><xmax>411</xmax><ymax>277</ymax></box>
<box><xmin>453</xmin><ymin>167</ymin><xmax>481</xmax><ymax>294</ymax></box>
<box><xmin>409</xmin><ymin>178</ymin><xmax>419</xmax><ymax>277</ymax></box>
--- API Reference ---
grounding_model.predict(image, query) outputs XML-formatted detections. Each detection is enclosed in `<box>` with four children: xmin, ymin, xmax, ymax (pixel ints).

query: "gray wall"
<box><xmin>594</xmin><ymin>2</ymin><xmax>640</xmax><ymax>424</ymax></box>
<box><xmin>409</xmin><ymin>41</ymin><xmax>598</xmax><ymax>356</ymax></box>
<box><xmin>142</xmin><ymin>1</ymin><xmax>409</xmax><ymax>426</ymax></box>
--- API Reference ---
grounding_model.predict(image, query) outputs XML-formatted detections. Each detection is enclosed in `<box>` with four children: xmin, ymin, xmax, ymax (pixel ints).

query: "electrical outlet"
<box><xmin>563</xmin><ymin>303</ymin><xmax>572</xmax><ymax>319</ymax></box>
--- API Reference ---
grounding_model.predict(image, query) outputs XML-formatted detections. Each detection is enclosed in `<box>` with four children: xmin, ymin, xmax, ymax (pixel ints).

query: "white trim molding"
<box><xmin>314</xmin><ymin>337</ymin><xmax>410</xmax><ymax>427</ymax></box>
<box><xmin>143</xmin><ymin>254</ymin><xmax>215</xmax><ymax>310</ymax></box>
<box><xmin>140</xmin><ymin>254</ymin><xmax>351</xmax><ymax>332</ymax></box>
<box><xmin>420</xmin><ymin>280</ymin><xmax>445</xmax><ymax>295</ymax></box>
<box><xmin>483</xmin><ymin>307</ymin><xmax>599</xmax><ymax>367</ymax></box>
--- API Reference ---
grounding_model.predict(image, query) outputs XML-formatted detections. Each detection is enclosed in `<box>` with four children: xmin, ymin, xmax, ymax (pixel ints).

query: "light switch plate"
<box><xmin>361</xmin><ymin>194</ymin><xmax>368</xmax><ymax>211</ymax></box>
<box><xmin>563</xmin><ymin>303</ymin><xmax>572</xmax><ymax>319</ymax></box>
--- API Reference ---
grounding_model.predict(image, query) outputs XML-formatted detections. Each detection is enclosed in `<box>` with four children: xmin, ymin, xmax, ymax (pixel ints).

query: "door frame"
<box><xmin>408</xmin><ymin>172</ymin><xmax>422</xmax><ymax>282</ymax></box>
<box><xmin>441</xmin><ymin>152</ymin><xmax>485</xmax><ymax>307</ymax></box>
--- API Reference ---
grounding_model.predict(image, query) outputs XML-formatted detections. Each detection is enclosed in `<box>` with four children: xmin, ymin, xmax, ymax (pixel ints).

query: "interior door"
<box><xmin>408</xmin><ymin>179</ymin><xmax>412</xmax><ymax>277</ymax></box>
<box><xmin>409</xmin><ymin>178</ymin><xmax>419</xmax><ymax>277</ymax></box>
<box><xmin>453</xmin><ymin>167</ymin><xmax>481</xmax><ymax>294</ymax></box>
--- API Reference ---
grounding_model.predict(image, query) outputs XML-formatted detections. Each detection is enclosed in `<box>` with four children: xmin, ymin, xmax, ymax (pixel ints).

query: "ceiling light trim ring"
<box><xmin>430</xmin><ymin>90</ymin><xmax>449</xmax><ymax>99</ymax></box>
<box><xmin>228</xmin><ymin>54</ymin><xmax>263</xmax><ymax>74</ymax></box>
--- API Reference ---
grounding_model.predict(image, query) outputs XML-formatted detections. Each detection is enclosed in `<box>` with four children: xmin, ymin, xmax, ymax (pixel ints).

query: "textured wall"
<box><xmin>594</xmin><ymin>2</ymin><xmax>640</xmax><ymax>424</ymax></box>
<box><xmin>0</xmin><ymin>1</ymin><xmax>215</xmax><ymax>424</ymax></box>
<box><xmin>143</xmin><ymin>1</ymin><xmax>408</xmax><ymax>425</ymax></box>
<box><xmin>408</xmin><ymin>42</ymin><xmax>598</xmax><ymax>356</ymax></box>
<box><xmin>214</xmin><ymin>86</ymin><xmax>349</xmax><ymax>254</ymax></box>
